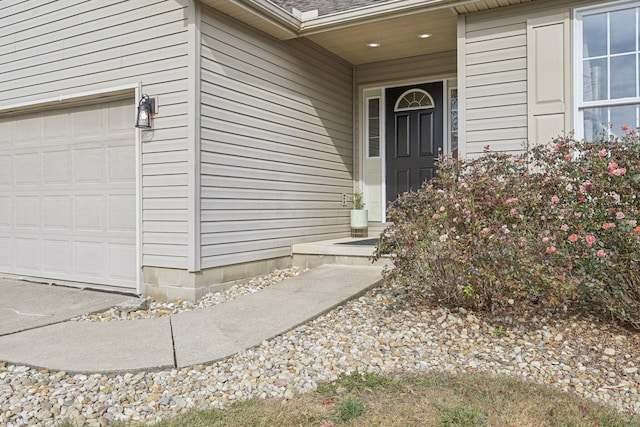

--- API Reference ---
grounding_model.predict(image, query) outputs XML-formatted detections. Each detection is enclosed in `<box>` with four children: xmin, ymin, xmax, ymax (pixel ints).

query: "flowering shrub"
<box><xmin>374</xmin><ymin>131</ymin><xmax>640</xmax><ymax>327</ymax></box>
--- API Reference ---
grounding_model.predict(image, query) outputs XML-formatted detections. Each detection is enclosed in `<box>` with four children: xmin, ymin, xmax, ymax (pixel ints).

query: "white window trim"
<box><xmin>393</xmin><ymin>88</ymin><xmax>435</xmax><ymax>112</ymax></box>
<box><xmin>574</xmin><ymin>0</ymin><xmax>640</xmax><ymax>139</ymax></box>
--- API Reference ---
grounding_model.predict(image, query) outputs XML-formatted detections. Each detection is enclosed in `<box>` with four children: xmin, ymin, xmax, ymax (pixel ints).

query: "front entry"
<box><xmin>385</xmin><ymin>82</ymin><xmax>443</xmax><ymax>204</ymax></box>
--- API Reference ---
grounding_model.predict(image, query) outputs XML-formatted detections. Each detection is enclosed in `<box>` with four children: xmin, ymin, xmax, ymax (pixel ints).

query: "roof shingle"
<box><xmin>269</xmin><ymin>0</ymin><xmax>390</xmax><ymax>16</ymax></box>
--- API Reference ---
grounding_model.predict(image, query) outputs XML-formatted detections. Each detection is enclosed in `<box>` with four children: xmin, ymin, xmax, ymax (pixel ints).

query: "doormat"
<box><xmin>337</xmin><ymin>238</ymin><xmax>379</xmax><ymax>246</ymax></box>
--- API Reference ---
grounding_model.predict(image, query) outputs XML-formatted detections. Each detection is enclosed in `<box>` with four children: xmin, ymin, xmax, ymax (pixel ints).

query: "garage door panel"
<box><xmin>0</xmin><ymin>197</ymin><xmax>12</xmax><ymax>227</ymax></box>
<box><xmin>0</xmin><ymin>98</ymin><xmax>137</xmax><ymax>288</ymax></box>
<box><xmin>15</xmin><ymin>238</ymin><xmax>41</xmax><ymax>270</ymax></box>
<box><xmin>43</xmin><ymin>240</ymin><xmax>72</xmax><ymax>274</ymax></box>
<box><xmin>109</xmin><ymin>243</ymin><xmax>136</xmax><ymax>282</ymax></box>
<box><xmin>43</xmin><ymin>196</ymin><xmax>71</xmax><ymax>230</ymax></box>
<box><xmin>74</xmin><ymin>195</ymin><xmax>104</xmax><ymax>231</ymax></box>
<box><xmin>15</xmin><ymin>115</ymin><xmax>41</xmax><ymax>144</ymax></box>
<box><xmin>73</xmin><ymin>108</ymin><xmax>104</xmax><ymax>138</ymax></box>
<box><xmin>15</xmin><ymin>196</ymin><xmax>40</xmax><ymax>229</ymax></box>
<box><xmin>108</xmin><ymin>101</ymin><xmax>133</xmax><ymax>133</ymax></box>
<box><xmin>108</xmin><ymin>194</ymin><xmax>135</xmax><ymax>232</ymax></box>
<box><xmin>108</xmin><ymin>145</ymin><xmax>135</xmax><ymax>182</ymax></box>
<box><xmin>43</xmin><ymin>150</ymin><xmax>71</xmax><ymax>184</ymax></box>
<box><xmin>15</xmin><ymin>153</ymin><xmax>40</xmax><ymax>185</ymax></box>
<box><xmin>0</xmin><ymin>121</ymin><xmax>10</xmax><ymax>144</ymax></box>
<box><xmin>0</xmin><ymin>155</ymin><xmax>12</xmax><ymax>185</ymax></box>
<box><xmin>43</xmin><ymin>111</ymin><xmax>70</xmax><ymax>140</ymax></box>
<box><xmin>74</xmin><ymin>241</ymin><xmax>105</xmax><ymax>277</ymax></box>
<box><xmin>74</xmin><ymin>148</ymin><xmax>104</xmax><ymax>184</ymax></box>
<box><xmin>0</xmin><ymin>238</ymin><xmax>11</xmax><ymax>268</ymax></box>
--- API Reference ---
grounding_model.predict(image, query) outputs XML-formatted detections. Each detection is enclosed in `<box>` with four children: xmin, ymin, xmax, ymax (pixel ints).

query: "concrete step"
<box><xmin>292</xmin><ymin>237</ymin><xmax>391</xmax><ymax>269</ymax></box>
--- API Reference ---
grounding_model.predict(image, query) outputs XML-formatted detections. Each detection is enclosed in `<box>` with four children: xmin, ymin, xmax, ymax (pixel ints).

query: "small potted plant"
<box><xmin>350</xmin><ymin>191</ymin><xmax>368</xmax><ymax>236</ymax></box>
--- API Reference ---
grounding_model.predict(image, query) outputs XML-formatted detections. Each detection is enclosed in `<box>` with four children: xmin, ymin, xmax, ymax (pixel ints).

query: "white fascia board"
<box><xmin>230</xmin><ymin>0</ymin><xmax>301</xmax><ymax>35</ymax></box>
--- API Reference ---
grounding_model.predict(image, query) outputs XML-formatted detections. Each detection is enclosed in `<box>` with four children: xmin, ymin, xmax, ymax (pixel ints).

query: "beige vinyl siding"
<box><xmin>0</xmin><ymin>0</ymin><xmax>191</xmax><ymax>270</ymax></box>
<box><xmin>463</xmin><ymin>14</ymin><xmax>528</xmax><ymax>155</ymax></box>
<box><xmin>355</xmin><ymin>50</ymin><xmax>457</xmax><ymax>86</ymax></box>
<box><xmin>460</xmin><ymin>0</ymin><xmax>607</xmax><ymax>156</ymax></box>
<box><xmin>199</xmin><ymin>7</ymin><xmax>353</xmax><ymax>269</ymax></box>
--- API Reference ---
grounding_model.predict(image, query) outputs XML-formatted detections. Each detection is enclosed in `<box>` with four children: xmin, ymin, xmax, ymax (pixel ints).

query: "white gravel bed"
<box><xmin>1</xmin><ymin>270</ymin><xmax>639</xmax><ymax>426</ymax></box>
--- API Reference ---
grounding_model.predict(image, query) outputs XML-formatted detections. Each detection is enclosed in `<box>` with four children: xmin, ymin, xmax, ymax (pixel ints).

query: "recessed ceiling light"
<box><xmin>366</xmin><ymin>42</ymin><xmax>381</xmax><ymax>48</ymax></box>
<box><xmin>418</xmin><ymin>33</ymin><xmax>432</xmax><ymax>39</ymax></box>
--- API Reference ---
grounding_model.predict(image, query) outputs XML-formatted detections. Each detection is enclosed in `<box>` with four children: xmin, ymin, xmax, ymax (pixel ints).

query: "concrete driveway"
<box><xmin>0</xmin><ymin>277</ymin><xmax>132</xmax><ymax>336</ymax></box>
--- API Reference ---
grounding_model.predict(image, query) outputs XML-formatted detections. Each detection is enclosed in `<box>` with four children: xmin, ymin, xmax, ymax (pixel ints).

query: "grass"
<box><xmin>57</xmin><ymin>371</ymin><xmax>640</xmax><ymax>427</ymax></box>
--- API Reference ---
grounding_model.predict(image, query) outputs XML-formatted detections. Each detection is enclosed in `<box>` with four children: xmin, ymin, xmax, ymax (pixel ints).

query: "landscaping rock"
<box><xmin>116</xmin><ymin>298</ymin><xmax>150</xmax><ymax>313</ymax></box>
<box><xmin>1</xmin><ymin>270</ymin><xmax>639</xmax><ymax>426</ymax></box>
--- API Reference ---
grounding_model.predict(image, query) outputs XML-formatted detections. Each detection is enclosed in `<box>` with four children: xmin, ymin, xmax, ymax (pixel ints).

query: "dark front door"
<box><xmin>385</xmin><ymin>82</ymin><xmax>443</xmax><ymax>204</ymax></box>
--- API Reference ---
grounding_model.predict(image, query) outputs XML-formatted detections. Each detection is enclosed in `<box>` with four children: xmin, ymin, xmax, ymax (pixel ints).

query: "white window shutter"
<box><xmin>527</xmin><ymin>13</ymin><xmax>571</xmax><ymax>147</ymax></box>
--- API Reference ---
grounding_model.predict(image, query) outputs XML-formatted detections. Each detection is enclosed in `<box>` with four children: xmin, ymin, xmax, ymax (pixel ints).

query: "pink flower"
<box><xmin>597</xmin><ymin>250</ymin><xmax>606</xmax><ymax>258</ymax></box>
<box><xmin>510</xmin><ymin>208</ymin><xmax>517</xmax><ymax>215</ymax></box>
<box><xmin>616</xmin><ymin>212</ymin><xmax>625</xmax><ymax>220</ymax></box>
<box><xmin>581</xmin><ymin>181</ymin><xmax>592</xmax><ymax>192</ymax></box>
<box><xmin>432</xmin><ymin>214</ymin><xmax>440</xmax><ymax>220</ymax></box>
<box><xmin>610</xmin><ymin>168</ymin><xmax>627</xmax><ymax>176</ymax></box>
<box><xmin>551</xmin><ymin>195</ymin><xmax>560</xmax><ymax>204</ymax></box>
<box><xmin>585</xmin><ymin>235</ymin><xmax>596</xmax><ymax>246</ymax></box>
<box><xmin>635</xmin><ymin>226</ymin><xmax>640</xmax><ymax>233</ymax></box>
<box><xmin>629</xmin><ymin>219</ymin><xmax>637</xmax><ymax>227</ymax></box>
<box><xmin>574</xmin><ymin>212</ymin><xmax>583</xmax><ymax>218</ymax></box>
<box><xmin>481</xmin><ymin>227</ymin><xmax>490</xmax><ymax>234</ymax></box>
<box><xmin>568</xmin><ymin>234</ymin><xmax>578</xmax><ymax>243</ymax></box>
<box><xmin>439</xmin><ymin>234</ymin><xmax>448</xmax><ymax>242</ymax></box>
<box><xmin>602</xmin><ymin>222</ymin><xmax>616</xmax><ymax>230</ymax></box>
<box><xmin>622</xmin><ymin>124</ymin><xmax>630</xmax><ymax>131</ymax></box>
<box><xmin>560</xmin><ymin>224</ymin><xmax>569</xmax><ymax>231</ymax></box>
<box><xmin>546</xmin><ymin>246</ymin><xmax>556</xmax><ymax>254</ymax></box>
<box><xmin>542</xmin><ymin>237</ymin><xmax>549</xmax><ymax>243</ymax></box>
<box><xmin>608</xmin><ymin>162</ymin><xmax>618</xmax><ymax>170</ymax></box>
<box><xmin>598</xmin><ymin>149</ymin><xmax>608</xmax><ymax>157</ymax></box>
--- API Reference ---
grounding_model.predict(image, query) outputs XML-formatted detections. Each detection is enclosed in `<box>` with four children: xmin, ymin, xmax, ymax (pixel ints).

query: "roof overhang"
<box><xmin>199</xmin><ymin>0</ymin><xmax>536</xmax><ymax>64</ymax></box>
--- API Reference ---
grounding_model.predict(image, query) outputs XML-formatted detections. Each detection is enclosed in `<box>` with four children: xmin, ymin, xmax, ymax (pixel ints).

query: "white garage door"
<box><xmin>0</xmin><ymin>98</ymin><xmax>137</xmax><ymax>289</ymax></box>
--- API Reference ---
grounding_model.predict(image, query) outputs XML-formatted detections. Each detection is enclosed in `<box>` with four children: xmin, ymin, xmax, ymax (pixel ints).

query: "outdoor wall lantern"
<box><xmin>135</xmin><ymin>94</ymin><xmax>156</xmax><ymax>129</ymax></box>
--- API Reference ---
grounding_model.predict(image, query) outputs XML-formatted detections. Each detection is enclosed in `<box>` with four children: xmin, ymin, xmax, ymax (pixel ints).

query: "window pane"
<box><xmin>610</xmin><ymin>104</ymin><xmax>637</xmax><ymax>135</ymax></box>
<box><xmin>611</xmin><ymin>54</ymin><xmax>637</xmax><ymax>98</ymax></box>
<box><xmin>583</xmin><ymin>106</ymin><xmax>637</xmax><ymax>140</ymax></box>
<box><xmin>583</xmin><ymin>107</ymin><xmax>609</xmax><ymax>141</ymax></box>
<box><xmin>368</xmin><ymin>98</ymin><xmax>380</xmax><ymax>157</ymax></box>
<box><xmin>450</xmin><ymin>89</ymin><xmax>458</xmax><ymax>153</ymax></box>
<box><xmin>583</xmin><ymin>13</ymin><xmax>607</xmax><ymax>58</ymax></box>
<box><xmin>611</xmin><ymin>9</ymin><xmax>636</xmax><ymax>54</ymax></box>
<box><xmin>583</xmin><ymin>58</ymin><xmax>608</xmax><ymax>101</ymax></box>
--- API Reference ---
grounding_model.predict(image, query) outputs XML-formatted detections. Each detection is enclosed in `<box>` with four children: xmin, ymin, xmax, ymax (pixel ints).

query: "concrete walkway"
<box><xmin>0</xmin><ymin>265</ymin><xmax>383</xmax><ymax>373</ymax></box>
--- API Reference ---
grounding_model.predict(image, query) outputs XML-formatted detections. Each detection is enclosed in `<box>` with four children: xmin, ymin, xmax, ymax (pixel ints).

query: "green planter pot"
<box><xmin>350</xmin><ymin>209</ymin><xmax>368</xmax><ymax>229</ymax></box>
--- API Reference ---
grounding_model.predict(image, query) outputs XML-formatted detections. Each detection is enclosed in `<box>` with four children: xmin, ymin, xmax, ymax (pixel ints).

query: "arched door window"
<box><xmin>394</xmin><ymin>89</ymin><xmax>435</xmax><ymax>112</ymax></box>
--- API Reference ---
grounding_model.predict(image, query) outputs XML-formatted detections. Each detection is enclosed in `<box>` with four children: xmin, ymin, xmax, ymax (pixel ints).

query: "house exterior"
<box><xmin>0</xmin><ymin>0</ymin><xmax>637</xmax><ymax>301</ymax></box>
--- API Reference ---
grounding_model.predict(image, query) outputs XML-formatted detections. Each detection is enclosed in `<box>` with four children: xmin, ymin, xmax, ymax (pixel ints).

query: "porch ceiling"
<box><xmin>199</xmin><ymin>0</ymin><xmax>537</xmax><ymax>65</ymax></box>
<box><xmin>304</xmin><ymin>8</ymin><xmax>458</xmax><ymax>65</ymax></box>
